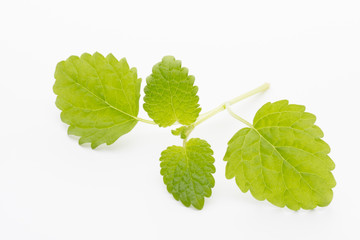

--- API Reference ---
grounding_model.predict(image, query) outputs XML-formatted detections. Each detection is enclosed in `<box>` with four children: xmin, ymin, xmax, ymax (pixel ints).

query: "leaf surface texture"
<box><xmin>144</xmin><ymin>56</ymin><xmax>201</xmax><ymax>127</ymax></box>
<box><xmin>160</xmin><ymin>138</ymin><xmax>215</xmax><ymax>209</ymax></box>
<box><xmin>53</xmin><ymin>52</ymin><xmax>141</xmax><ymax>148</ymax></box>
<box><xmin>224</xmin><ymin>100</ymin><xmax>336</xmax><ymax>210</ymax></box>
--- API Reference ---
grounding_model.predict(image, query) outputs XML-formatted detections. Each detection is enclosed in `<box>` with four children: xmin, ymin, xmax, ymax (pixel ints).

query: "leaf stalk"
<box><xmin>194</xmin><ymin>83</ymin><xmax>269</xmax><ymax>127</ymax></box>
<box><xmin>225</xmin><ymin>103</ymin><xmax>253</xmax><ymax>128</ymax></box>
<box><xmin>181</xmin><ymin>83</ymin><xmax>269</xmax><ymax>140</ymax></box>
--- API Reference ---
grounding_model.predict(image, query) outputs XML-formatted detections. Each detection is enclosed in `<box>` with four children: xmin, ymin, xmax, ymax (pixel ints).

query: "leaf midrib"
<box><xmin>158</xmin><ymin>66</ymin><xmax>179</xmax><ymax>123</ymax></box>
<box><xmin>63</xmin><ymin>67</ymin><xmax>138</xmax><ymax>122</ymax></box>
<box><xmin>250</xmin><ymin>127</ymin><xmax>318</xmax><ymax>203</ymax></box>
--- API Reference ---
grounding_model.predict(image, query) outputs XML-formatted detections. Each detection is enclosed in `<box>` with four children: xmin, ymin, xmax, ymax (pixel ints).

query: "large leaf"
<box><xmin>143</xmin><ymin>56</ymin><xmax>201</xmax><ymax>127</ymax></box>
<box><xmin>224</xmin><ymin>100</ymin><xmax>336</xmax><ymax>210</ymax></box>
<box><xmin>160</xmin><ymin>138</ymin><xmax>215</xmax><ymax>209</ymax></box>
<box><xmin>53</xmin><ymin>52</ymin><xmax>141</xmax><ymax>148</ymax></box>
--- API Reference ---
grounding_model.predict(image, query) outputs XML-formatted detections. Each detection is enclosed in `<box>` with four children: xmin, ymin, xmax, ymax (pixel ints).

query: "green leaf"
<box><xmin>143</xmin><ymin>56</ymin><xmax>201</xmax><ymax>127</ymax></box>
<box><xmin>224</xmin><ymin>100</ymin><xmax>336</xmax><ymax>210</ymax></box>
<box><xmin>160</xmin><ymin>138</ymin><xmax>215</xmax><ymax>209</ymax></box>
<box><xmin>53</xmin><ymin>52</ymin><xmax>141</xmax><ymax>149</ymax></box>
<box><xmin>171</xmin><ymin>125</ymin><xmax>194</xmax><ymax>139</ymax></box>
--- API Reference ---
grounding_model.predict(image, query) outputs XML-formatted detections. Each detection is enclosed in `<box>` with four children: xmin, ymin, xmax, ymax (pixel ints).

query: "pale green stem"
<box><xmin>225</xmin><ymin>103</ymin><xmax>253</xmax><ymax>128</ymax></box>
<box><xmin>181</xmin><ymin>83</ymin><xmax>269</xmax><ymax>143</ymax></box>
<box><xmin>193</xmin><ymin>83</ymin><xmax>269</xmax><ymax>127</ymax></box>
<box><xmin>136</xmin><ymin>117</ymin><xmax>156</xmax><ymax>125</ymax></box>
<box><xmin>194</xmin><ymin>104</ymin><xmax>226</xmax><ymax>127</ymax></box>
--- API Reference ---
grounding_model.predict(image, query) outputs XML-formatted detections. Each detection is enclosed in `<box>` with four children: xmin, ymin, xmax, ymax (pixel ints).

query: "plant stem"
<box><xmin>193</xmin><ymin>83</ymin><xmax>269</xmax><ymax>127</ymax></box>
<box><xmin>179</xmin><ymin>83</ymin><xmax>269</xmax><ymax>141</ymax></box>
<box><xmin>136</xmin><ymin>117</ymin><xmax>156</xmax><ymax>125</ymax></box>
<box><xmin>225</xmin><ymin>103</ymin><xmax>253</xmax><ymax>128</ymax></box>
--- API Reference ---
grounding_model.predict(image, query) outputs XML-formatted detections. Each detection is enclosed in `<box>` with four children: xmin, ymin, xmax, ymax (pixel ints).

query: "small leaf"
<box><xmin>143</xmin><ymin>56</ymin><xmax>201</xmax><ymax>127</ymax></box>
<box><xmin>160</xmin><ymin>138</ymin><xmax>215</xmax><ymax>209</ymax></box>
<box><xmin>171</xmin><ymin>125</ymin><xmax>194</xmax><ymax>139</ymax></box>
<box><xmin>53</xmin><ymin>52</ymin><xmax>141</xmax><ymax>148</ymax></box>
<box><xmin>224</xmin><ymin>100</ymin><xmax>336</xmax><ymax>210</ymax></box>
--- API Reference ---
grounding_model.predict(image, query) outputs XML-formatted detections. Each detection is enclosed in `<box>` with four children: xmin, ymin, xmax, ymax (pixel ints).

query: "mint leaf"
<box><xmin>53</xmin><ymin>52</ymin><xmax>141</xmax><ymax>149</ymax></box>
<box><xmin>160</xmin><ymin>138</ymin><xmax>215</xmax><ymax>209</ymax></box>
<box><xmin>224</xmin><ymin>100</ymin><xmax>336</xmax><ymax>210</ymax></box>
<box><xmin>171</xmin><ymin>125</ymin><xmax>194</xmax><ymax>139</ymax></box>
<box><xmin>143</xmin><ymin>56</ymin><xmax>201</xmax><ymax>127</ymax></box>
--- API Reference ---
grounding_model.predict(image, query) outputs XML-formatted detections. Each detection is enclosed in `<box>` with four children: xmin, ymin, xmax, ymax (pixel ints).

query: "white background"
<box><xmin>1</xmin><ymin>0</ymin><xmax>359</xmax><ymax>239</ymax></box>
